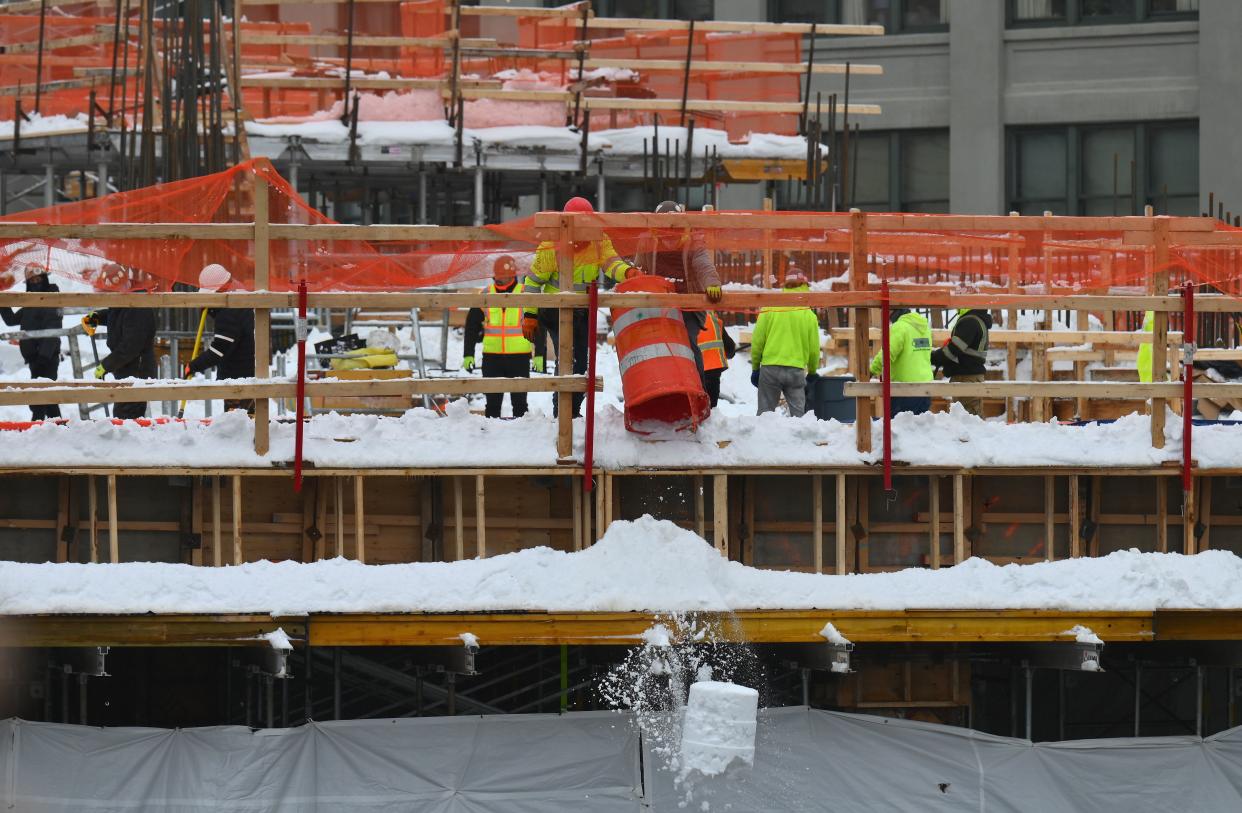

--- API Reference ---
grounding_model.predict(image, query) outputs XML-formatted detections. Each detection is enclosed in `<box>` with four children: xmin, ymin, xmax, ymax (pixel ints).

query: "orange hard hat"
<box><xmin>493</xmin><ymin>255</ymin><xmax>517</xmax><ymax>279</ymax></box>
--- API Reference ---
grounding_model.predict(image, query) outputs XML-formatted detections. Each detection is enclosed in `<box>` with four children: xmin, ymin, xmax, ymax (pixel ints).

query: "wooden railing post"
<box><xmin>849</xmin><ymin>209</ymin><xmax>873</xmax><ymax>453</ymax></box>
<box><xmin>1006</xmin><ymin>212</ymin><xmax>1020</xmax><ymax>422</ymax></box>
<box><xmin>1151</xmin><ymin>215</ymin><xmax>1170</xmax><ymax>448</ymax></box>
<box><xmin>253</xmin><ymin>174</ymin><xmax>272</xmax><ymax>456</ymax></box>
<box><xmin>555</xmin><ymin>215</ymin><xmax>574</xmax><ymax>460</ymax></box>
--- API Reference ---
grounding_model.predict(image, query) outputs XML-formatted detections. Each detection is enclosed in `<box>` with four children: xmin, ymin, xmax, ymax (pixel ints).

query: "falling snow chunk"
<box><xmin>261</xmin><ymin>628</ymin><xmax>293</xmax><ymax>650</ymax></box>
<box><xmin>1064</xmin><ymin>624</ymin><xmax>1104</xmax><ymax>645</ymax></box>
<box><xmin>818</xmin><ymin>622</ymin><xmax>850</xmax><ymax>646</ymax></box>
<box><xmin>679</xmin><ymin>681</ymin><xmax>760</xmax><ymax>781</ymax></box>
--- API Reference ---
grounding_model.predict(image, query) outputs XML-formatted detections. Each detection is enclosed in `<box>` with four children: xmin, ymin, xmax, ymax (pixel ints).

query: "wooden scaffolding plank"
<box><xmin>107</xmin><ymin>474</ymin><xmax>118</xmax><ymax>564</ymax></box>
<box><xmin>253</xmin><ymin>175</ymin><xmax>272</xmax><ymax>456</ymax></box>
<box><xmin>836</xmin><ymin>473</ymin><xmax>847</xmax><ymax>575</ymax></box>
<box><xmin>713</xmin><ymin>474</ymin><xmax>728</xmax><ymax>556</ymax></box>
<box><xmin>232</xmin><ymin>475</ymin><xmax>243</xmax><ymax>565</ymax></box>
<box><xmin>354</xmin><ymin>475</ymin><xmax>366</xmax><ymax>563</ymax></box>
<box><xmin>929</xmin><ymin>475</ymin><xmax>940</xmax><ymax>570</ymax></box>
<box><xmin>812</xmin><ymin>474</ymin><xmax>823</xmax><ymax>574</ymax></box>
<box><xmin>475</xmin><ymin>474</ymin><xmax>487</xmax><ymax>558</ymax></box>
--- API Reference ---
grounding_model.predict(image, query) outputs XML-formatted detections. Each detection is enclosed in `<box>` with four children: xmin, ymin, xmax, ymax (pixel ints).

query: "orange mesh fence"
<box><xmin>0</xmin><ymin>159</ymin><xmax>523</xmax><ymax>292</ymax></box>
<box><xmin>7</xmin><ymin>159</ymin><xmax>1240</xmax><ymax>330</ymax></box>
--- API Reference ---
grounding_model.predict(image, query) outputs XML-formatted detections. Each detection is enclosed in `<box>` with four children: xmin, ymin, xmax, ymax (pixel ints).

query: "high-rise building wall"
<box><xmin>712</xmin><ymin>0</ymin><xmax>1240</xmax><ymax>217</ymax></box>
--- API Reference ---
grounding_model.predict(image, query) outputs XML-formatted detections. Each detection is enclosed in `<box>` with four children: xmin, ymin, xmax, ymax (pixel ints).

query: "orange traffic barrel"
<box><xmin>611</xmin><ymin>275</ymin><xmax>710</xmax><ymax>431</ymax></box>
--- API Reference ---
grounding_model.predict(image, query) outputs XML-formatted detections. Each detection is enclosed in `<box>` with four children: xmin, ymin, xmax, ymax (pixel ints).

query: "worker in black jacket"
<box><xmin>184</xmin><ymin>264</ymin><xmax>256</xmax><ymax>414</ymax></box>
<box><xmin>83</xmin><ymin>289</ymin><xmax>158</xmax><ymax>421</ymax></box>
<box><xmin>930</xmin><ymin>308</ymin><xmax>992</xmax><ymax>416</ymax></box>
<box><xmin>1</xmin><ymin>264</ymin><xmax>62</xmax><ymax>420</ymax></box>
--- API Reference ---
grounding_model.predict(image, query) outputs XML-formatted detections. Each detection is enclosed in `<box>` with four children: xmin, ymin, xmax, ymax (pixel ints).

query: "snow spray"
<box><xmin>597</xmin><ymin>612</ymin><xmax>767</xmax><ymax>806</ymax></box>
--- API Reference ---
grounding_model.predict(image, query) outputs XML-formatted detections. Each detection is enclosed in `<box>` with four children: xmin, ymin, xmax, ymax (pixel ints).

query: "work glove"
<box><xmin>462</xmin><ymin>355</ymin><xmax>475</xmax><ymax>373</ymax></box>
<box><xmin>705</xmin><ymin>285</ymin><xmax>723</xmax><ymax>304</ymax></box>
<box><xmin>94</xmin><ymin>364</ymin><xmax>106</xmax><ymax>380</ymax></box>
<box><xmin>81</xmin><ymin>312</ymin><xmax>99</xmax><ymax>335</ymax></box>
<box><xmin>532</xmin><ymin>356</ymin><xmax>545</xmax><ymax>373</ymax></box>
<box><xmin>750</xmin><ymin>369</ymin><xmax>760</xmax><ymax>388</ymax></box>
<box><xmin>522</xmin><ymin>315</ymin><xmax>540</xmax><ymax>342</ymax></box>
<box><xmin>183</xmin><ymin>364</ymin><xmax>194</xmax><ymax>379</ymax></box>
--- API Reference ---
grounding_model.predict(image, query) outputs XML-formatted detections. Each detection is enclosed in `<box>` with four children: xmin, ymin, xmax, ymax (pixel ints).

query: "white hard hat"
<box><xmin>198</xmin><ymin>263</ymin><xmax>231</xmax><ymax>292</ymax></box>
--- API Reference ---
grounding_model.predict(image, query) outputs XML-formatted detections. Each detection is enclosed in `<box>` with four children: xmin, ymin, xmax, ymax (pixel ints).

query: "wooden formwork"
<box><xmin>2</xmin><ymin>467</ymin><xmax>1235</xmax><ymax>570</ymax></box>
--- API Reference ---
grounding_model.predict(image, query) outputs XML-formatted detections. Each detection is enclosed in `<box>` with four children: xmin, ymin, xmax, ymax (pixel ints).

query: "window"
<box><xmin>1007</xmin><ymin>122</ymin><xmax>1198</xmax><ymax>216</ymax></box>
<box><xmin>843</xmin><ymin>129</ymin><xmax>950</xmax><ymax>212</ymax></box>
<box><xmin>1008</xmin><ymin>0</ymin><xmax>1197</xmax><ymax>26</ymax></box>
<box><xmin>586</xmin><ymin>0</ymin><xmax>713</xmax><ymax>18</ymax></box>
<box><xmin>769</xmin><ymin>0</ymin><xmax>948</xmax><ymax>32</ymax></box>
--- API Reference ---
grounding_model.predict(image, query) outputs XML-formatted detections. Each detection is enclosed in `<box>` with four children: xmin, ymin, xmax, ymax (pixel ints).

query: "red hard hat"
<box><xmin>563</xmin><ymin>196</ymin><xmax>595</xmax><ymax>214</ymax></box>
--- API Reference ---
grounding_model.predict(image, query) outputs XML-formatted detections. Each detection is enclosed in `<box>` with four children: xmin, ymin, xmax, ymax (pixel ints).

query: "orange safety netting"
<box><xmin>4</xmin><ymin>160</ymin><xmax>1241</xmax><ymax>324</ymax></box>
<box><xmin>0</xmin><ymin>159</ymin><xmax>519</xmax><ymax>292</ymax></box>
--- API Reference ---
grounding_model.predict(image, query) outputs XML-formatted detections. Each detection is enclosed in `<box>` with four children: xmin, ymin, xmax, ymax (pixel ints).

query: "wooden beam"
<box><xmin>56</xmin><ymin>475</ymin><xmax>70</xmax><ymax>563</ymax></box>
<box><xmin>583</xmin><ymin>96</ymin><xmax>882</xmax><ymax>116</ymax></box>
<box><xmin>0</xmin><ymin>376</ymin><xmax>598</xmax><ymax>407</ymax></box>
<box><xmin>334</xmin><ymin>477</ymin><xmax>344</xmax><ymax>558</ymax></box>
<box><xmin>555</xmin><ymin>216</ymin><xmax>574</xmax><ymax>460</ymax></box>
<box><xmin>1044</xmin><ymin>475</ymin><xmax>1055</xmax><ymax>561</ymax></box>
<box><xmin>843</xmin><ymin>381</ymin><xmax>1242</xmax><ymax>400</ymax></box>
<box><xmin>929</xmin><ymin>475</ymin><xmax>940</xmax><ymax>570</ymax></box>
<box><xmin>88</xmin><ymin>475</ymin><xmax>99</xmax><ymax>564</ymax></box>
<box><xmin>582</xmin><ymin>18</ymin><xmax>884</xmax><ymax>36</ymax></box>
<box><xmin>1156</xmin><ymin>476</ymin><xmax>1168</xmax><ymax>553</ymax></box>
<box><xmin>354</xmin><ymin>475</ymin><xmax>366</xmax><ymax>563</ymax></box>
<box><xmin>475</xmin><ymin>474</ymin><xmax>486</xmax><ymax>558</ymax></box>
<box><xmin>453</xmin><ymin>476</ymin><xmax>464</xmax><ymax>561</ymax></box>
<box><xmin>241</xmin><ymin>33</ymin><xmax>458</xmax><ymax>48</ymax></box>
<box><xmin>713</xmin><ymin>474</ymin><xmax>728</xmax><ymax>556</ymax></box>
<box><xmin>583</xmin><ymin>57</ymin><xmax>883</xmax><ymax>75</ymax></box>
<box><xmin>213</xmin><ymin>476</ymin><xmax>222</xmax><ymax>567</ymax></box>
<box><xmin>572</xmin><ymin>475</ymin><xmax>583</xmax><ymax>552</ymax></box>
<box><xmin>1151</xmin><ymin>217</ymin><xmax>1170</xmax><ymax>448</ymax></box>
<box><xmin>1199</xmin><ymin>477</ymin><xmax>1213</xmax><ymax>553</ymax></box>
<box><xmin>1068</xmin><ymin>474</ymin><xmax>1081</xmax><ymax>558</ymax></box>
<box><xmin>253</xmin><ymin>176</ymin><xmax>271</xmax><ymax>456</ymax></box>
<box><xmin>953</xmin><ymin>474</ymin><xmax>964</xmax><ymax>565</ymax></box>
<box><xmin>232</xmin><ymin>475</ymin><xmax>243</xmax><ymax>565</ymax></box>
<box><xmin>850</xmin><ymin>209</ymin><xmax>873</xmax><ymax>453</ymax></box>
<box><xmin>835</xmin><ymin>473</ymin><xmax>847</xmax><ymax>575</ymax></box>
<box><xmin>107</xmin><ymin>474</ymin><xmax>118</xmax><ymax>564</ymax></box>
<box><xmin>812</xmin><ymin>473</ymin><xmax>823</xmax><ymax>574</ymax></box>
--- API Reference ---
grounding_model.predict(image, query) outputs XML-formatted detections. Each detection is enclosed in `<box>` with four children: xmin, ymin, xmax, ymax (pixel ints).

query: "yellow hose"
<box><xmin>177</xmin><ymin>308</ymin><xmax>209</xmax><ymax>418</ymax></box>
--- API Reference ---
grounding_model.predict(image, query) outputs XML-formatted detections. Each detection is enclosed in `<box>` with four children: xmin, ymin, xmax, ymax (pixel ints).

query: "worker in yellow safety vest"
<box><xmin>464</xmin><ymin>255</ymin><xmax>537</xmax><ymax>418</ymax></box>
<box><xmin>522</xmin><ymin>196</ymin><xmax>639</xmax><ymax>416</ymax></box>
<box><xmin>697</xmin><ymin>311</ymin><xmax>736</xmax><ymax>408</ymax></box>
<box><xmin>1136</xmin><ymin>310</ymin><xmax>1162</xmax><ymax>383</ymax></box>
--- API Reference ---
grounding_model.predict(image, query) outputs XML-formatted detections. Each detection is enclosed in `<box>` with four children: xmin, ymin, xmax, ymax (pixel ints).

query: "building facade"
<box><xmin>704</xmin><ymin>0</ymin><xmax>1240</xmax><ymax>218</ymax></box>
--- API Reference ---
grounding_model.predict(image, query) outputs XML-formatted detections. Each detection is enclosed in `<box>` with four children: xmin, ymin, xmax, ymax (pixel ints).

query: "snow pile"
<box><xmin>679</xmin><ymin>680</ymin><xmax>759</xmax><ymax>781</ymax></box>
<box><xmin>459</xmin><ymin>631</ymin><xmax>480</xmax><ymax>649</ymax></box>
<box><xmin>2</xmin><ymin>517</ymin><xmax>1242</xmax><ymax>615</ymax></box>
<box><xmin>818</xmin><ymin>622</ymin><xmax>850</xmax><ymax>646</ymax></box>
<box><xmin>4</xmin><ymin>401</ymin><xmax>1239</xmax><ymax>469</ymax></box>
<box><xmin>0</xmin><ymin>113</ymin><xmax>88</xmax><ymax>139</ymax></box>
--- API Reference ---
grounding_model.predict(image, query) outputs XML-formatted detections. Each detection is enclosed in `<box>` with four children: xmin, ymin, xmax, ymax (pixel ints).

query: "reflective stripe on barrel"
<box><xmin>612</xmin><ymin>307</ymin><xmax>681</xmax><ymax>336</ymax></box>
<box><xmin>618</xmin><ymin>342</ymin><xmax>697</xmax><ymax>377</ymax></box>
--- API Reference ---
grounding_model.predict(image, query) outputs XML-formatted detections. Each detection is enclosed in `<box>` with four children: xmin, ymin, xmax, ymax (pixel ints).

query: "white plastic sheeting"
<box><xmin>5</xmin><ymin>708</ymin><xmax>1242</xmax><ymax>812</ymax></box>
<box><xmin>0</xmin><ymin>713</ymin><xmax>642</xmax><ymax>812</ymax></box>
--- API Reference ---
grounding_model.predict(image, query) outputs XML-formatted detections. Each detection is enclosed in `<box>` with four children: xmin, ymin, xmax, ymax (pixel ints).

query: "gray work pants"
<box><xmin>757</xmin><ymin>365</ymin><xmax>807</xmax><ymax>417</ymax></box>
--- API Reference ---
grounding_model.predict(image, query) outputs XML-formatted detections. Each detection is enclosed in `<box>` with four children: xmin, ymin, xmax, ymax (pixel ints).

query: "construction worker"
<box><xmin>697</xmin><ymin>311</ymin><xmax>736</xmax><ymax>408</ymax></box>
<box><xmin>634</xmin><ymin>200</ymin><xmax>725</xmax><ymax>384</ymax></box>
<box><xmin>931</xmin><ymin>307</ymin><xmax>992</xmax><ymax>416</ymax></box>
<box><xmin>870</xmin><ymin>307</ymin><xmax>934</xmax><ymax>417</ymax></box>
<box><xmin>1136</xmin><ymin>310</ymin><xmax>1158</xmax><ymax>383</ymax></box>
<box><xmin>0</xmin><ymin>263</ymin><xmax>62</xmax><ymax>421</ymax></box>
<box><xmin>750</xmin><ymin>270</ymin><xmax>820</xmax><ymax>417</ymax></box>
<box><xmin>184</xmin><ymin>264</ymin><xmax>256</xmax><ymax>414</ymax></box>
<box><xmin>523</xmin><ymin>196</ymin><xmax>638</xmax><ymax>416</ymax></box>
<box><xmin>82</xmin><ymin>289</ymin><xmax>158</xmax><ymax>421</ymax></box>
<box><xmin>463</xmin><ymin>256</ymin><xmax>534</xmax><ymax>419</ymax></box>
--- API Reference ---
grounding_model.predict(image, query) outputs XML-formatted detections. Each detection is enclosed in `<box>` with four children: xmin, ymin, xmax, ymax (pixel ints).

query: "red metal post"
<box><xmin>881</xmin><ymin>279</ymin><xmax>892</xmax><ymax>492</ymax></box>
<box><xmin>583</xmin><ymin>281</ymin><xmax>599</xmax><ymax>493</ymax></box>
<box><xmin>294</xmin><ymin>280</ymin><xmax>308</xmax><ymax>493</ymax></box>
<box><xmin>1182</xmin><ymin>284</ymin><xmax>1195</xmax><ymax>494</ymax></box>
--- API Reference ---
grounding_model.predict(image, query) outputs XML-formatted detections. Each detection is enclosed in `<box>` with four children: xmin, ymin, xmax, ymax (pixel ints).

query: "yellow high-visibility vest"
<box><xmin>482</xmin><ymin>282</ymin><xmax>533</xmax><ymax>355</ymax></box>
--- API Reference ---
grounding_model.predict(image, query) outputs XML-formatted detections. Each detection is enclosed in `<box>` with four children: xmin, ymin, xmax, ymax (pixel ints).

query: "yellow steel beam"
<box><xmin>8</xmin><ymin>609</ymin><xmax>1234</xmax><ymax>648</ymax></box>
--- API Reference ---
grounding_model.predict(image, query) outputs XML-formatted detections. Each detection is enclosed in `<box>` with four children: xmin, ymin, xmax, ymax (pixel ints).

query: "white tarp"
<box><xmin>5</xmin><ymin>708</ymin><xmax>1242</xmax><ymax>811</ymax></box>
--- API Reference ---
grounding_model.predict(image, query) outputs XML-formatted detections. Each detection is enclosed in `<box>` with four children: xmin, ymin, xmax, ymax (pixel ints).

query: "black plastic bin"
<box><xmin>806</xmin><ymin>374</ymin><xmax>856</xmax><ymax>422</ymax></box>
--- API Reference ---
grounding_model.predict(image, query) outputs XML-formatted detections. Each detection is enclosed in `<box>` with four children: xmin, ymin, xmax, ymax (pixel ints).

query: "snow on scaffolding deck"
<box><xmin>0</xmin><ymin>516</ymin><xmax>1240</xmax><ymax>616</ymax></box>
<box><xmin>0</xmin><ymin>400</ymin><xmax>1237</xmax><ymax>470</ymax></box>
<box><xmin>245</xmin><ymin>120</ymin><xmax>818</xmax><ymax>160</ymax></box>
<box><xmin>0</xmin><ymin>113</ymin><xmax>89</xmax><ymax>141</ymax></box>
